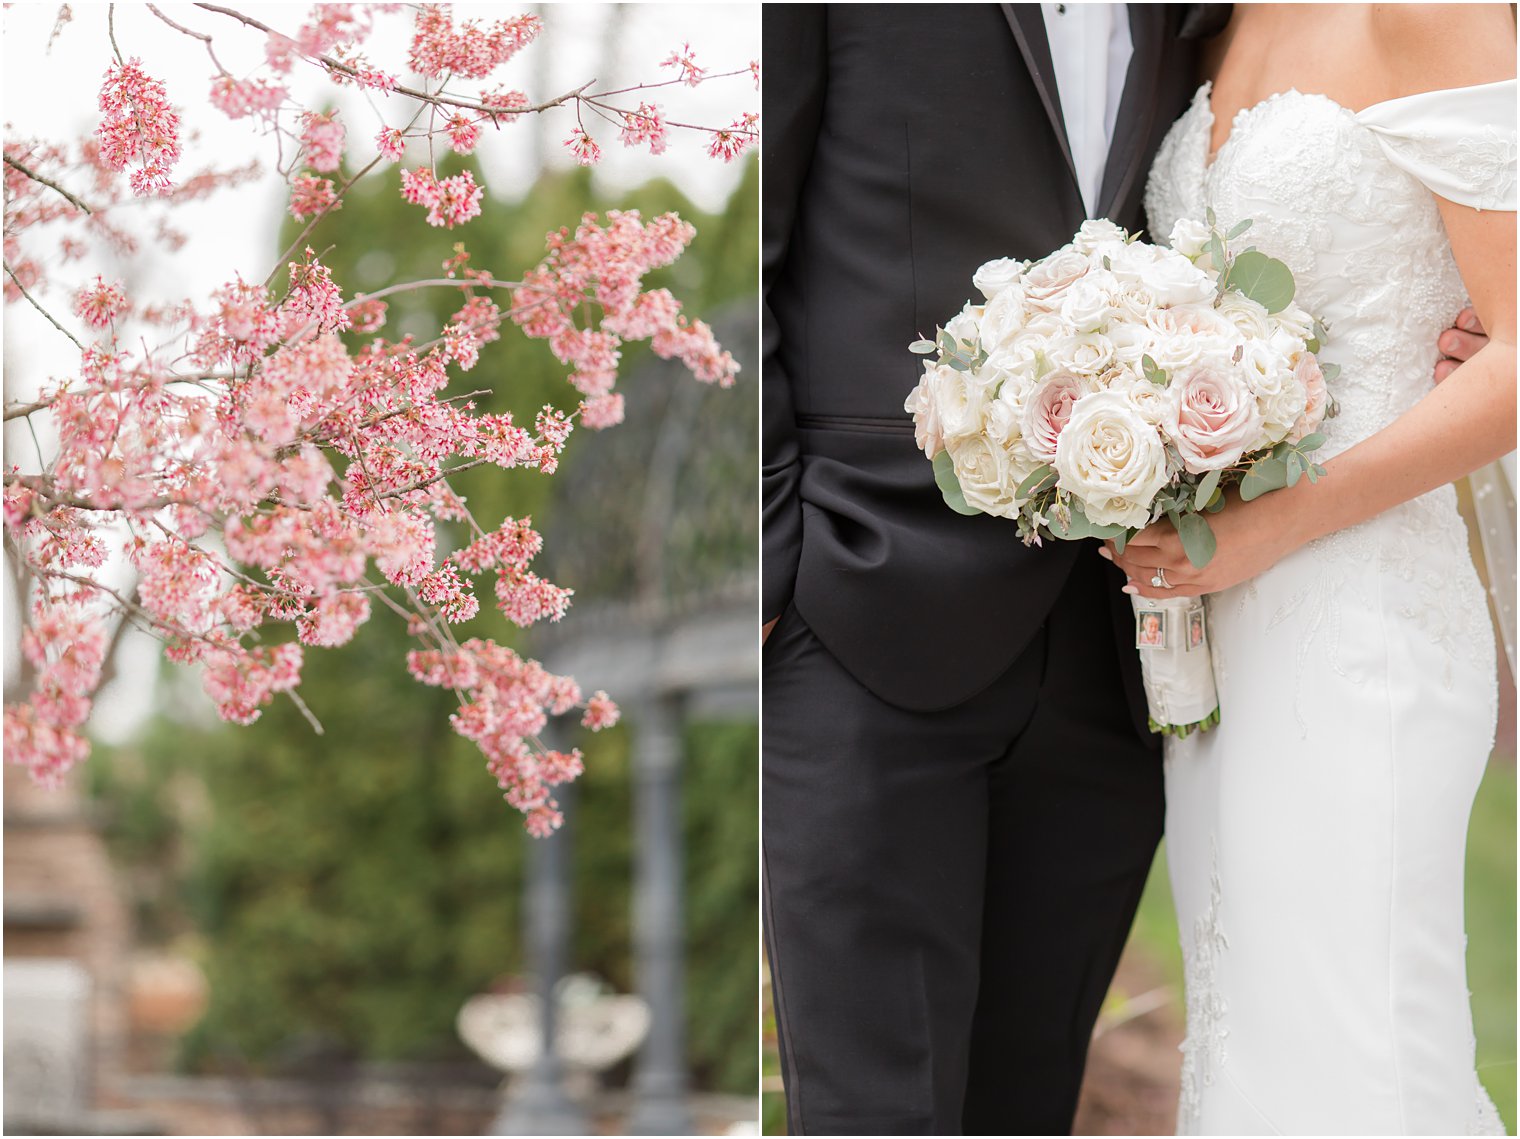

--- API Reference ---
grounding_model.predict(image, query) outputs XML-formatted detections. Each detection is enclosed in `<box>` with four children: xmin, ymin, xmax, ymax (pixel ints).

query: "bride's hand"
<box><xmin>1435</xmin><ymin>306</ymin><xmax>1488</xmax><ymax>382</ymax></box>
<box><xmin>1101</xmin><ymin>488</ymin><xmax>1310</xmax><ymax>599</ymax></box>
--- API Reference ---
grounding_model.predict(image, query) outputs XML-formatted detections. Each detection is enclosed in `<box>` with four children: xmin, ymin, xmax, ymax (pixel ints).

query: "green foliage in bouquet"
<box><xmin>88</xmin><ymin>155</ymin><xmax>761</xmax><ymax>1095</ymax></box>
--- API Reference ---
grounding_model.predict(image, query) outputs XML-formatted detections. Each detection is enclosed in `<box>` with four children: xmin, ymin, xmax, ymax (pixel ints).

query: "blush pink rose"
<box><xmin>1286</xmin><ymin>353</ymin><xmax>1328</xmax><ymax>444</ymax></box>
<box><xmin>1021</xmin><ymin>370</ymin><xmax>1086</xmax><ymax>462</ymax></box>
<box><xmin>1164</xmin><ymin>363</ymin><xmax>1265</xmax><ymax>473</ymax></box>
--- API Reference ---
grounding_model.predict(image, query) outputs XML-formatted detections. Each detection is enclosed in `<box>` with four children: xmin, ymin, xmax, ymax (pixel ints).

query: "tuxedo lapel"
<box><xmin>999</xmin><ymin>3</ymin><xmax>1081</xmax><ymax>200</ymax></box>
<box><xmin>1095</xmin><ymin>4</ymin><xmax>1167</xmax><ymax>224</ymax></box>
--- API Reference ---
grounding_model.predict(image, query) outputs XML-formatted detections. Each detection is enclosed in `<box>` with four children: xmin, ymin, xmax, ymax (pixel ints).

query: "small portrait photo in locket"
<box><xmin>1186</xmin><ymin>605</ymin><xmax>1208</xmax><ymax>653</ymax></box>
<box><xmin>1135</xmin><ymin>607</ymin><xmax>1168</xmax><ymax>650</ymax></box>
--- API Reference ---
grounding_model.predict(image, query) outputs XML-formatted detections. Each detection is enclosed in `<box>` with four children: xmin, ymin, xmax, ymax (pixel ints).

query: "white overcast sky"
<box><xmin>1</xmin><ymin>1</ymin><xmax>759</xmax><ymax>740</ymax></box>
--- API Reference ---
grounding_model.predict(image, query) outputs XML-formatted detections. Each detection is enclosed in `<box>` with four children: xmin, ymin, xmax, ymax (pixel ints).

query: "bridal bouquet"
<box><xmin>904</xmin><ymin>215</ymin><xmax>1336</xmax><ymax>734</ymax></box>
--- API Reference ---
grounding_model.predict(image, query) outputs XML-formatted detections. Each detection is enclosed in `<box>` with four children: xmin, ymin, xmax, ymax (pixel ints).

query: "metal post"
<box><xmin>492</xmin><ymin>778</ymin><xmax>588</xmax><ymax>1136</ymax></box>
<box><xmin>625</xmin><ymin>692</ymin><xmax>694</xmax><ymax>1135</ymax></box>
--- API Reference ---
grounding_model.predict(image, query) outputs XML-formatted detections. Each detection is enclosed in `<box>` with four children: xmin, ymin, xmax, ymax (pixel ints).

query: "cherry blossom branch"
<box><xmin>192</xmin><ymin>3</ymin><xmax>593</xmax><ymax>122</ymax></box>
<box><xmin>262</xmin><ymin>154</ymin><xmax>385</xmax><ymax>290</ymax></box>
<box><xmin>3</xmin><ymin>262</ymin><xmax>85</xmax><ymax>351</ymax></box>
<box><xmin>3</xmin><ymin>156</ymin><xmax>93</xmax><ymax>215</ymax></box>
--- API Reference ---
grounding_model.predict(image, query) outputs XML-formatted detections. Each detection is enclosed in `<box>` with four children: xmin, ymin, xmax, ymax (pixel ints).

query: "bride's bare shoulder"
<box><xmin>1369</xmin><ymin>4</ymin><xmax>1516</xmax><ymax>95</ymax></box>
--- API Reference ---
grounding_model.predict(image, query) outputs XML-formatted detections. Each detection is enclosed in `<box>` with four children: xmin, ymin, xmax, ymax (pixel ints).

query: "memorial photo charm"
<box><xmin>1135</xmin><ymin>607</ymin><xmax>1169</xmax><ymax>650</ymax></box>
<box><xmin>1186</xmin><ymin>605</ymin><xmax>1208</xmax><ymax>653</ymax></box>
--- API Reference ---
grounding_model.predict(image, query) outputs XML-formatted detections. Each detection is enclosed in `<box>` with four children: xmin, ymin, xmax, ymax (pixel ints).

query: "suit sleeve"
<box><xmin>761</xmin><ymin>4</ymin><xmax>827</xmax><ymax>624</ymax></box>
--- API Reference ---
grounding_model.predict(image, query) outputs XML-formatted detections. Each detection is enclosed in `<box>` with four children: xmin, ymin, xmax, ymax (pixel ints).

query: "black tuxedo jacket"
<box><xmin>763</xmin><ymin>3</ymin><xmax>1226</xmax><ymax>717</ymax></box>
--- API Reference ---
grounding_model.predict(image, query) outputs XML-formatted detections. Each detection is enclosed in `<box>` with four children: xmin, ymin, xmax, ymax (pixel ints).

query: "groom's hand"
<box><xmin>1435</xmin><ymin>306</ymin><xmax>1487</xmax><ymax>381</ymax></box>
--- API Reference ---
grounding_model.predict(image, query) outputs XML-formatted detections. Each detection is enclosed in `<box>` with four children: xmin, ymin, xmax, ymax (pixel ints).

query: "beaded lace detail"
<box><xmin>1146</xmin><ymin>85</ymin><xmax>1502</xmax><ymax>689</ymax></box>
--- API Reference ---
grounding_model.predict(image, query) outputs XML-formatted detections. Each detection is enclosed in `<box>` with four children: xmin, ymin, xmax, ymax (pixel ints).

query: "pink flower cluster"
<box><xmin>407</xmin><ymin>6</ymin><xmax>542</xmax><ymax>80</ymax></box>
<box><xmin>661</xmin><ymin>42</ymin><xmax>706</xmax><ymax>87</ymax></box>
<box><xmin>74</xmin><ymin>277</ymin><xmax>128</xmax><ymax>329</ymax></box>
<box><xmin>300</xmin><ymin>111</ymin><xmax>346</xmax><ymax>172</ymax></box>
<box><xmin>400</xmin><ymin>167</ymin><xmax>484</xmax><ymax>229</ymax></box>
<box><xmin>512</xmin><ymin>210</ymin><xmax>740</xmax><ymax>409</ymax></box>
<box><xmin>95</xmin><ymin>58</ymin><xmax>181</xmax><ymax>196</ymax></box>
<box><xmin>708</xmin><ymin>113</ymin><xmax>759</xmax><ymax>163</ymax></box>
<box><xmin>209</xmin><ymin>74</ymin><xmax>287</xmax><ymax>121</ymax></box>
<box><xmin>619</xmin><ymin>103</ymin><xmax>669</xmax><ymax>155</ymax></box>
<box><xmin>408</xmin><ymin>639</ymin><xmax>614</xmax><ymax>837</ymax></box>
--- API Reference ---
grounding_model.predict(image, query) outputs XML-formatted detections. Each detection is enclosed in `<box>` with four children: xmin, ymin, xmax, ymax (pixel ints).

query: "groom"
<box><xmin>761</xmin><ymin>4</ymin><xmax>1485</xmax><ymax>1135</ymax></box>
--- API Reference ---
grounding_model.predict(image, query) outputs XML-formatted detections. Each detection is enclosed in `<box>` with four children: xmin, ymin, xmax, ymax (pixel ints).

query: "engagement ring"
<box><xmin>1151</xmin><ymin>568</ymin><xmax>1171</xmax><ymax>590</ymax></box>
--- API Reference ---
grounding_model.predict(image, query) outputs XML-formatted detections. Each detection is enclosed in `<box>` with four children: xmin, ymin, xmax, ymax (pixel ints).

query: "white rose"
<box><xmin>1105</xmin><ymin>240</ymin><xmax>1165</xmax><ymax>284</ymax></box>
<box><xmin>1115</xmin><ymin>371</ymin><xmax>1172</xmax><ymax>427</ymax></box>
<box><xmin>1239</xmin><ymin>340</ymin><xmax>1305</xmax><ymax>444</ymax></box>
<box><xmin>944</xmin><ymin>302</ymin><xmax>982</xmax><ymax>349</ymax></box>
<box><xmin>1273</xmin><ymin>300</ymin><xmax>1314</xmax><ymax>342</ymax></box>
<box><xmin>1054</xmin><ymin>390</ymin><xmax>1171</xmax><ymax>528</ymax></box>
<box><xmin>1163</xmin><ymin>360</ymin><xmax>1266</xmax><ymax>473</ymax></box>
<box><xmin>920</xmin><ymin>361</ymin><xmax>991</xmax><ymax>446</ymax></box>
<box><xmin>1109</xmin><ymin>286</ymin><xmax>1160</xmax><ymax>328</ymax></box>
<box><xmin>1215</xmin><ymin>290</ymin><xmax>1274</xmax><ymax>340</ymax></box>
<box><xmin>1072</xmin><ymin>218</ymin><xmax>1129</xmax><ymax>253</ymax></box>
<box><xmin>948</xmin><ymin>433</ymin><xmax>1017</xmax><ymax>517</ymax></box>
<box><xmin>1059</xmin><ymin>279</ymin><xmax>1114</xmax><ymax>333</ymax></box>
<box><xmin>1134</xmin><ymin>249</ymin><xmax>1216</xmax><ymax>307</ymax></box>
<box><xmin>988</xmin><ymin>369</ymin><xmax>1040</xmax><ymax>427</ymax></box>
<box><xmin>1048</xmin><ymin>332</ymin><xmax>1116</xmax><ymax>378</ymax></box>
<box><xmin>904</xmin><ymin>363</ymin><xmax>946</xmax><ymax>458</ymax></box>
<box><xmin>1023</xmin><ymin>247</ymin><xmax>1091</xmax><ymax>308</ymax></box>
<box><xmin>979</xmin><ymin>284</ymin><xmax>1030</xmax><ymax>351</ymax></box>
<box><xmin>1169</xmin><ymin>217</ymin><xmax>1212</xmax><ymax>261</ymax></box>
<box><xmin>973</xmin><ymin>257</ymin><xmax>1027</xmax><ymax>301</ymax></box>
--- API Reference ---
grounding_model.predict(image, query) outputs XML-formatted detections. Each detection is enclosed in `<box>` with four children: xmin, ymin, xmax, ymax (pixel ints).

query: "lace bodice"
<box><xmin>1146</xmin><ymin>79</ymin><xmax>1516</xmax><ymax>468</ymax></box>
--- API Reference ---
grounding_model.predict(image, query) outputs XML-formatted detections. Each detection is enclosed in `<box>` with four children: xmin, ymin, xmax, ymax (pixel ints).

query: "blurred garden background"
<box><xmin>4</xmin><ymin>4</ymin><xmax>759</xmax><ymax>1134</ymax></box>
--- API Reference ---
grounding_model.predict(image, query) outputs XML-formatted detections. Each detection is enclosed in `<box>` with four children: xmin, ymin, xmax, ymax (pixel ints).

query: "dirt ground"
<box><xmin>1072</xmin><ymin>944</ymin><xmax>1186</xmax><ymax>1137</ymax></box>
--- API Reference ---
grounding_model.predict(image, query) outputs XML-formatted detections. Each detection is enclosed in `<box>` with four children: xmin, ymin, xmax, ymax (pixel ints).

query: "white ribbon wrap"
<box><xmin>1131</xmin><ymin>594</ymin><xmax>1219</xmax><ymax>731</ymax></box>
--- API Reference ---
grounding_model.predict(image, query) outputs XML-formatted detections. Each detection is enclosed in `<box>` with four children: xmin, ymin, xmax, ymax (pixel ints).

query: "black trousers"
<box><xmin>763</xmin><ymin>548</ymin><xmax>1164</xmax><ymax>1135</ymax></box>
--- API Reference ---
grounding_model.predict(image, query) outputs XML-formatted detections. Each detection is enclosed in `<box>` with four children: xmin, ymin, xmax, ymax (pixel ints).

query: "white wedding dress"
<box><xmin>1145</xmin><ymin>79</ymin><xmax>1516</xmax><ymax>1135</ymax></box>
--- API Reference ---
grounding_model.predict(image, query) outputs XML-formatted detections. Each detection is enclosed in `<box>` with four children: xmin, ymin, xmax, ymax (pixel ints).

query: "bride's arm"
<box><xmin>1109</xmin><ymin>11</ymin><xmax>1516</xmax><ymax>599</ymax></box>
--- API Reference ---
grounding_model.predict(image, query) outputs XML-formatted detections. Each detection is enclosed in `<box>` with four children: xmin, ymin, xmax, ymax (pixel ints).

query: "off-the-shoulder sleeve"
<box><xmin>1357</xmin><ymin>79</ymin><xmax>1517</xmax><ymax>211</ymax></box>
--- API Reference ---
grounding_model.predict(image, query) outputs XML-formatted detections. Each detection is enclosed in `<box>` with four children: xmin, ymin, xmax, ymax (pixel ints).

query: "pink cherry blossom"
<box><xmin>661</xmin><ymin>42</ymin><xmax>705</xmax><ymax>87</ymax></box>
<box><xmin>96</xmin><ymin>58</ymin><xmax>182</xmax><ymax>196</ymax></box>
<box><xmin>619</xmin><ymin>103</ymin><xmax>668</xmax><ymax>155</ymax></box>
<box><xmin>73</xmin><ymin>276</ymin><xmax>128</xmax><ymax>329</ymax></box>
<box><xmin>564</xmin><ymin>128</ymin><xmax>601</xmax><ymax>167</ymax></box>
<box><xmin>300</xmin><ymin>111</ymin><xmax>346</xmax><ymax>172</ymax></box>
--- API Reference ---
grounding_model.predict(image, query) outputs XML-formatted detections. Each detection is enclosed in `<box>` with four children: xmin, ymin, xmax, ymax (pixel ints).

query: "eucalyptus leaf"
<box><xmin>1016</xmin><ymin>463</ymin><xmax>1057</xmax><ymax>500</ymax></box>
<box><xmin>1174</xmin><ymin>511</ymin><xmax>1217</xmax><ymax>568</ymax></box>
<box><xmin>932</xmin><ymin>450</ymin><xmax>982</xmax><ymax>516</ymax></box>
<box><xmin>1295</xmin><ymin>432</ymin><xmax>1325</xmax><ymax>451</ymax></box>
<box><xmin>1321</xmin><ymin>362</ymin><xmax>1340</xmax><ymax>384</ymax></box>
<box><xmin>1227</xmin><ymin>250</ymin><xmax>1296</xmax><ymax>313</ymax></box>
<box><xmin>1048</xmin><ymin>501</ymin><xmax>1126</xmax><ymax>541</ymax></box>
<box><xmin>1285</xmin><ymin>450</ymin><xmax>1305</xmax><ymax>487</ymax></box>
<box><xmin>1194</xmin><ymin>468</ymin><xmax>1222</xmax><ymax>512</ymax></box>
<box><xmin>1227</xmin><ymin>218</ymin><xmax>1254</xmax><ymax>240</ymax></box>
<box><xmin>1142</xmin><ymin>354</ymin><xmax>1169</xmax><ymax>387</ymax></box>
<box><xmin>909</xmin><ymin>339</ymin><xmax>936</xmax><ymax>355</ymax></box>
<box><xmin>1239</xmin><ymin>454</ymin><xmax>1289</xmax><ymax>501</ymax></box>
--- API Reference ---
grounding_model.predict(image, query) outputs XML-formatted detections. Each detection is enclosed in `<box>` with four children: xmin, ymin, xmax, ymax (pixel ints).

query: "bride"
<box><xmin>1105</xmin><ymin>4</ymin><xmax>1515</xmax><ymax>1134</ymax></box>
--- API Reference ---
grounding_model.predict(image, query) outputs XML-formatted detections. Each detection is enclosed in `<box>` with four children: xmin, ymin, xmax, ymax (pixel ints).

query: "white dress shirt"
<box><xmin>1040</xmin><ymin>3</ymin><xmax>1134</xmax><ymax>217</ymax></box>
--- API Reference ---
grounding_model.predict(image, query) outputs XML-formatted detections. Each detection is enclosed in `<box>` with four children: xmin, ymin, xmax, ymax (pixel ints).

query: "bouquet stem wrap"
<box><xmin>1131</xmin><ymin>595</ymin><xmax>1219</xmax><ymax>736</ymax></box>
